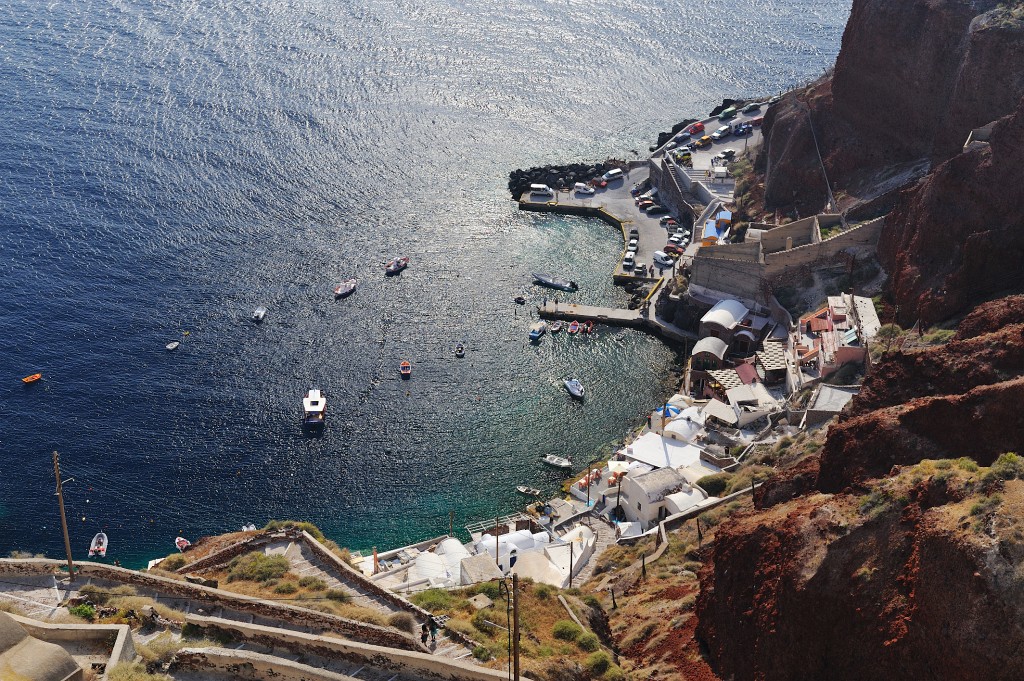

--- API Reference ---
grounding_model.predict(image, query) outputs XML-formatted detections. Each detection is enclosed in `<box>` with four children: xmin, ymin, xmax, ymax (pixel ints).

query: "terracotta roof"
<box><xmin>808</xmin><ymin>317</ymin><xmax>832</xmax><ymax>332</ymax></box>
<box><xmin>735</xmin><ymin>362</ymin><xmax>759</xmax><ymax>385</ymax></box>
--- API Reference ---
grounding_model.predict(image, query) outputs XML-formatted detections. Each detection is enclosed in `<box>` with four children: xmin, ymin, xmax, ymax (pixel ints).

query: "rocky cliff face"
<box><xmin>757</xmin><ymin>0</ymin><xmax>1024</xmax><ymax>217</ymax></box>
<box><xmin>695</xmin><ymin>297</ymin><xmax>1024</xmax><ymax>680</ymax></box>
<box><xmin>876</xmin><ymin>96</ymin><xmax>1024</xmax><ymax>326</ymax></box>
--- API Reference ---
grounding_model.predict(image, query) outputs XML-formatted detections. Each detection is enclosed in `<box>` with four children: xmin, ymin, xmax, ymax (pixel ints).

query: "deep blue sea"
<box><xmin>0</xmin><ymin>0</ymin><xmax>849</xmax><ymax>566</ymax></box>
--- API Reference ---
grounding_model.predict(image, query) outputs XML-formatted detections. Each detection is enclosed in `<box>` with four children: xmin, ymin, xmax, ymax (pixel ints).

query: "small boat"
<box><xmin>528</xmin><ymin>321</ymin><xmax>548</xmax><ymax>342</ymax></box>
<box><xmin>532</xmin><ymin>273</ymin><xmax>579</xmax><ymax>292</ymax></box>
<box><xmin>175</xmin><ymin>536</ymin><xmax>191</xmax><ymax>552</ymax></box>
<box><xmin>550</xmin><ymin>320</ymin><xmax>563</xmax><ymax>333</ymax></box>
<box><xmin>516</xmin><ymin>486</ymin><xmax>542</xmax><ymax>497</ymax></box>
<box><xmin>385</xmin><ymin>256</ymin><xmax>410</xmax><ymax>276</ymax></box>
<box><xmin>334</xmin><ymin>278</ymin><xmax>357</xmax><ymax>298</ymax></box>
<box><xmin>542</xmin><ymin>454</ymin><xmax>573</xmax><ymax>469</ymax></box>
<box><xmin>400</xmin><ymin>361</ymin><xmax>412</xmax><ymax>378</ymax></box>
<box><xmin>241</xmin><ymin>523</ymin><xmax>257</xmax><ymax>532</ymax></box>
<box><xmin>21</xmin><ymin>373</ymin><xmax>42</xmax><ymax>384</ymax></box>
<box><xmin>252</xmin><ymin>306</ymin><xmax>267</xmax><ymax>322</ymax></box>
<box><xmin>564</xmin><ymin>378</ymin><xmax>585</xmax><ymax>399</ymax></box>
<box><xmin>89</xmin><ymin>532</ymin><xmax>108</xmax><ymax>558</ymax></box>
<box><xmin>567</xmin><ymin>321</ymin><xmax>580</xmax><ymax>334</ymax></box>
<box><xmin>582</xmin><ymin>320</ymin><xmax>594</xmax><ymax>334</ymax></box>
<box><xmin>514</xmin><ymin>296</ymin><xmax>527</xmax><ymax>305</ymax></box>
<box><xmin>455</xmin><ymin>343</ymin><xmax>466</xmax><ymax>358</ymax></box>
<box><xmin>302</xmin><ymin>388</ymin><xmax>327</xmax><ymax>428</ymax></box>
<box><xmin>165</xmin><ymin>342</ymin><xmax>180</xmax><ymax>351</ymax></box>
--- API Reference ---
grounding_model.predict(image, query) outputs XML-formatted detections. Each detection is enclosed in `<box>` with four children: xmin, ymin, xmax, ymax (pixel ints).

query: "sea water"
<box><xmin>0</xmin><ymin>0</ymin><xmax>849</xmax><ymax>565</ymax></box>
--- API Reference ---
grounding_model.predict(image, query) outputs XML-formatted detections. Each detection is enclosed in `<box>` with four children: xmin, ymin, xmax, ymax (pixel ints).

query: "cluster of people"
<box><xmin>420</xmin><ymin>617</ymin><xmax>438</xmax><ymax>646</ymax></box>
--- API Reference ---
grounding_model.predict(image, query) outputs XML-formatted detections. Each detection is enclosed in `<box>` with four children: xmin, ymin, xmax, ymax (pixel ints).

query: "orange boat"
<box><xmin>399</xmin><ymin>361</ymin><xmax>412</xmax><ymax>378</ymax></box>
<box><xmin>22</xmin><ymin>373</ymin><xmax>42</xmax><ymax>384</ymax></box>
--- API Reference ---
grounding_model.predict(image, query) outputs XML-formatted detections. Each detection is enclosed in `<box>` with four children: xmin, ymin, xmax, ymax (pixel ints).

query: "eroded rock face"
<box><xmin>757</xmin><ymin>0</ymin><xmax>1024</xmax><ymax>217</ymax></box>
<box><xmin>877</xmin><ymin>98</ymin><xmax>1024</xmax><ymax>326</ymax></box>
<box><xmin>696</xmin><ymin>484</ymin><xmax>1024</xmax><ymax>681</ymax></box>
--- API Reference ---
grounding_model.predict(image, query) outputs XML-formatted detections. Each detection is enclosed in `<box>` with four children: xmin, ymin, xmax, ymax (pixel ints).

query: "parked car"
<box><xmin>672</xmin><ymin>229</ymin><xmax>688</xmax><ymax>240</ymax></box>
<box><xmin>574</xmin><ymin>182</ymin><xmax>596</xmax><ymax>195</ymax></box>
<box><xmin>680</xmin><ymin>142</ymin><xmax>696</xmax><ymax>153</ymax></box>
<box><xmin>664</xmin><ymin>243</ymin><xmax>685</xmax><ymax>255</ymax></box>
<box><xmin>733</xmin><ymin>123</ymin><xmax>752</xmax><ymax>136</ymax></box>
<box><xmin>601</xmin><ymin>168</ymin><xmax>625</xmax><ymax>183</ymax></box>
<box><xmin>711</xmin><ymin>125</ymin><xmax>732</xmax><ymax>141</ymax></box>
<box><xmin>769</xmin><ymin>95</ymin><xmax>782</xmax><ymax>104</ymax></box>
<box><xmin>666</xmin><ymin>141</ymin><xmax>678</xmax><ymax>150</ymax></box>
<box><xmin>652</xmin><ymin>251</ymin><xmax>675</xmax><ymax>268</ymax></box>
<box><xmin>718</xmin><ymin>106</ymin><xmax>738</xmax><ymax>120</ymax></box>
<box><xmin>668</xmin><ymin>234</ymin><xmax>683</xmax><ymax>245</ymax></box>
<box><xmin>627</xmin><ymin>239</ymin><xmax>639</xmax><ymax>252</ymax></box>
<box><xmin>659</xmin><ymin>215</ymin><xmax>677</xmax><ymax>225</ymax></box>
<box><xmin>722</xmin><ymin>149</ymin><xmax>737</xmax><ymax>159</ymax></box>
<box><xmin>695</xmin><ymin>135</ymin><xmax>712</xmax><ymax>148</ymax></box>
<box><xmin>742</xmin><ymin>103</ymin><xmax>761</xmax><ymax>113</ymax></box>
<box><xmin>687</xmin><ymin>121</ymin><xmax>705</xmax><ymax>135</ymax></box>
<box><xmin>622</xmin><ymin>252</ymin><xmax>636</xmax><ymax>269</ymax></box>
<box><xmin>646</xmin><ymin>204</ymin><xmax>669</xmax><ymax>215</ymax></box>
<box><xmin>663</xmin><ymin>220</ymin><xmax>678</xmax><ymax>230</ymax></box>
<box><xmin>630</xmin><ymin>184</ymin><xmax>643</xmax><ymax>196</ymax></box>
<box><xmin>674</xmin><ymin>130</ymin><xmax>691</xmax><ymax>141</ymax></box>
<box><xmin>628</xmin><ymin>227</ymin><xmax>640</xmax><ymax>238</ymax></box>
<box><xmin>638</xmin><ymin>199</ymin><xmax>655</xmax><ymax>210</ymax></box>
<box><xmin>751</xmin><ymin>116</ymin><xmax>764</xmax><ymax>127</ymax></box>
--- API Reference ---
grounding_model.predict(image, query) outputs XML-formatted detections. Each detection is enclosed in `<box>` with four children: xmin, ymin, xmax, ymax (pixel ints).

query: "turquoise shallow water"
<box><xmin>0</xmin><ymin>0</ymin><xmax>849</xmax><ymax>566</ymax></box>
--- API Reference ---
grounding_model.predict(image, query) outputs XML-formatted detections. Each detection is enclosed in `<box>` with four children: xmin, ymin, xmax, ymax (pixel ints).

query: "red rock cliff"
<box><xmin>757</xmin><ymin>0</ymin><xmax>1024</xmax><ymax>217</ymax></box>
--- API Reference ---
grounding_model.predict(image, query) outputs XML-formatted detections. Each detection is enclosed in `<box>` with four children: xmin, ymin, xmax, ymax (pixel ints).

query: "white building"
<box><xmin>616</xmin><ymin>467</ymin><xmax>707</xmax><ymax>529</ymax></box>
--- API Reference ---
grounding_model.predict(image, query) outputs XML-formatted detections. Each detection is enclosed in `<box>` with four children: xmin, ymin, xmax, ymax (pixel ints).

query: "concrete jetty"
<box><xmin>538</xmin><ymin>301</ymin><xmax>697</xmax><ymax>343</ymax></box>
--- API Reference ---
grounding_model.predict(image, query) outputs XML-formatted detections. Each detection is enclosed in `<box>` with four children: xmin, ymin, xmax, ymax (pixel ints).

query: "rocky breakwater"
<box><xmin>508</xmin><ymin>161</ymin><xmax>622</xmax><ymax>198</ymax></box>
<box><xmin>755</xmin><ymin>0</ymin><xmax>1024</xmax><ymax>217</ymax></box>
<box><xmin>877</xmin><ymin>95</ymin><xmax>1024</xmax><ymax>327</ymax></box>
<box><xmin>695</xmin><ymin>296</ymin><xmax>1024</xmax><ymax>681</ymax></box>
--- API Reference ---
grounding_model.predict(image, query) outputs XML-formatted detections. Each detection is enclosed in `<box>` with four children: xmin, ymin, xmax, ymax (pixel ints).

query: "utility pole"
<box><xmin>449</xmin><ymin>511</ymin><xmax>454</xmax><ymax>538</ymax></box>
<box><xmin>569</xmin><ymin>541</ymin><xmax>574</xmax><ymax>589</ymax></box>
<box><xmin>52</xmin><ymin>451</ymin><xmax>75</xmax><ymax>582</ymax></box>
<box><xmin>512</xmin><ymin>574</ymin><xmax>521</xmax><ymax>681</ymax></box>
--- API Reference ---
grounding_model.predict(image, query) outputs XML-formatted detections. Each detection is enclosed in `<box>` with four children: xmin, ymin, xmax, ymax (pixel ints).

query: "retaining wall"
<box><xmin>763</xmin><ymin>216</ymin><xmax>884</xmax><ymax>277</ymax></box>
<box><xmin>0</xmin><ymin>559</ymin><xmax>421</xmax><ymax>652</ymax></box>
<box><xmin>11</xmin><ymin>612</ymin><xmax>135</xmax><ymax>681</ymax></box>
<box><xmin>183</xmin><ymin>615</ymin><xmax>507</xmax><ymax>681</ymax></box>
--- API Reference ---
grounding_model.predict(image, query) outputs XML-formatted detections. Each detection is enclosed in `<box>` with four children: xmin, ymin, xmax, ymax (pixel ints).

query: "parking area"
<box><xmin>653</xmin><ymin>106</ymin><xmax>765</xmax><ymax>172</ymax></box>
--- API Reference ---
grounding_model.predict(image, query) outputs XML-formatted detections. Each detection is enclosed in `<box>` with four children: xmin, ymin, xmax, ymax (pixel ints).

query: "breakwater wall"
<box><xmin>508</xmin><ymin>161</ymin><xmax>624</xmax><ymax>197</ymax></box>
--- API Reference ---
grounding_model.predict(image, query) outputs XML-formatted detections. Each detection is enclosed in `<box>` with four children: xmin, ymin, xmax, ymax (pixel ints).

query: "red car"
<box><xmin>751</xmin><ymin>116</ymin><xmax>764</xmax><ymax>127</ymax></box>
<box><xmin>687</xmin><ymin>121</ymin><xmax>705</xmax><ymax>135</ymax></box>
<box><xmin>637</xmin><ymin>199</ymin><xmax>655</xmax><ymax>210</ymax></box>
<box><xmin>664</xmin><ymin>244</ymin><xmax>685</xmax><ymax>255</ymax></box>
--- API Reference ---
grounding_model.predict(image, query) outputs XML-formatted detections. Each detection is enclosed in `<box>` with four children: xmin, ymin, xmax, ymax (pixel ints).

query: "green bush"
<box><xmin>298</xmin><ymin>576</ymin><xmax>327</xmax><ymax>590</ymax></box>
<box><xmin>262</xmin><ymin>520</ymin><xmax>325</xmax><ymax>541</ymax></box>
<box><xmin>577</xmin><ymin>632</ymin><xmax>600</xmax><ymax>652</ymax></box>
<box><xmin>473</xmin><ymin>581</ymin><xmax>503</xmax><ymax>600</ymax></box>
<box><xmin>552</xmin><ymin>619</ymin><xmax>583</xmax><ymax>641</ymax></box>
<box><xmin>326</xmin><ymin>589</ymin><xmax>350</xmax><ymax>603</ymax></box>
<box><xmin>68</xmin><ymin>603</ymin><xmax>96</xmax><ymax>621</ymax></box>
<box><xmin>993</xmin><ymin>453</ymin><xmax>1024</xmax><ymax>480</ymax></box>
<box><xmin>411</xmin><ymin>588</ymin><xmax>454</xmax><ymax>611</ymax></box>
<box><xmin>273</xmin><ymin>582</ymin><xmax>298</xmax><ymax>594</ymax></box>
<box><xmin>472</xmin><ymin>608</ymin><xmax>498</xmax><ymax>635</ymax></box>
<box><xmin>586</xmin><ymin>651</ymin><xmax>612</xmax><ymax>676</ymax></box>
<box><xmin>603</xmin><ymin>665</ymin><xmax>627</xmax><ymax>681</ymax></box>
<box><xmin>472</xmin><ymin>645</ymin><xmax>490</xmax><ymax>661</ymax></box>
<box><xmin>79</xmin><ymin>584</ymin><xmax>136</xmax><ymax>605</ymax></box>
<box><xmin>107</xmin><ymin>661</ymin><xmax>173</xmax><ymax>681</ymax></box>
<box><xmin>582</xmin><ymin>595</ymin><xmax>601</xmax><ymax>610</ymax></box>
<box><xmin>388</xmin><ymin>612</ymin><xmax>417</xmax><ymax>634</ymax></box>
<box><xmin>956</xmin><ymin>457</ymin><xmax>980</xmax><ymax>472</ymax></box>
<box><xmin>226</xmin><ymin>552</ymin><xmax>290</xmax><ymax>583</ymax></box>
<box><xmin>934</xmin><ymin>459</ymin><xmax>953</xmax><ymax>470</ymax></box>
<box><xmin>696</xmin><ymin>473</ymin><xmax>730</xmax><ymax>496</ymax></box>
<box><xmin>158</xmin><ymin>554</ymin><xmax>187</xmax><ymax>571</ymax></box>
<box><xmin>970</xmin><ymin>494</ymin><xmax>1002</xmax><ymax>516</ymax></box>
<box><xmin>534</xmin><ymin>583</ymin><xmax>554</xmax><ymax>601</ymax></box>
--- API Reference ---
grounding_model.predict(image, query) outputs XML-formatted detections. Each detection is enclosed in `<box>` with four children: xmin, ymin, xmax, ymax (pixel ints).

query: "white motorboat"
<box><xmin>528</xmin><ymin>321</ymin><xmax>548</xmax><ymax>342</ymax></box>
<box><xmin>175</xmin><ymin>536</ymin><xmax>191</xmax><ymax>552</ymax></box>
<box><xmin>252</xmin><ymin>306</ymin><xmax>267</xmax><ymax>322</ymax></box>
<box><xmin>165</xmin><ymin>341</ymin><xmax>180</xmax><ymax>351</ymax></box>
<box><xmin>89</xmin><ymin>532</ymin><xmax>107</xmax><ymax>558</ymax></box>
<box><xmin>334</xmin><ymin>278</ymin><xmax>357</xmax><ymax>298</ymax></box>
<box><xmin>532</xmin><ymin>273</ymin><xmax>578</xmax><ymax>291</ymax></box>
<box><xmin>550</xmin><ymin>320</ymin><xmax>563</xmax><ymax>333</ymax></box>
<box><xmin>516</xmin><ymin>485</ymin><xmax>542</xmax><ymax>497</ymax></box>
<box><xmin>564</xmin><ymin>378</ymin><xmax>585</xmax><ymax>399</ymax></box>
<box><xmin>385</xmin><ymin>256</ymin><xmax>410</xmax><ymax>275</ymax></box>
<box><xmin>302</xmin><ymin>388</ymin><xmax>327</xmax><ymax>428</ymax></box>
<box><xmin>542</xmin><ymin>454</ymin><xmax>572</xmax><ymax>469</ymax></box>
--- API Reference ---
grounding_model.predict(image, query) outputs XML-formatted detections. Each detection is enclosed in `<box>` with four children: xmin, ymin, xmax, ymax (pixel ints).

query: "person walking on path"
<box><xmin>421</xmin><ymin>622</ymin><xmax>430</xmax><ymax>646</ymax></box>
<box><xmin>428</xmin><ymin>617</ymin><xmax>438</xmax><ymax>644</ymax></box>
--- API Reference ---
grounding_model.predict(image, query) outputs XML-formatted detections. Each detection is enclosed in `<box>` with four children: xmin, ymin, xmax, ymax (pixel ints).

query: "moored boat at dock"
<box><xmin>532</xmin><ymin>273</ymin><xmax>578</xmax><ymax>291</ymax></box>
<box><xmin>175</xmin><ymin>536</ymin><xmax>191</xmax><ymax>552</ymax></box>
<box><xmin>582</xmin><ymin>320</ymin><xmax>594</xmax><ymax>334</ymax></box>
<box><xmin>302</xmin><ymin>388</ymin><xmax>327</xmax><ymax>428</ymax></box>
<box><xmin>550</xmin><ymin>320</ymin><xmax>563</xmax><ymax>333</ymax></box>
<box><xmin>567</xmin><ymin>321</ymin><xmax>580</xmax><ymax>334</ymax></box>
<box><xmin>542</xmin><ymin>454</ymin><xmax>572</xmax><ymax>469</ymax></box>
<box><xmin>516</xmin><ymin>485</ymin><xmax>542</xmax><ymax>497</ymax></box>
<box><xmin>528</xmin><ymin>321</ymin><xmax>548</xmax><ymax>342</ymax></box>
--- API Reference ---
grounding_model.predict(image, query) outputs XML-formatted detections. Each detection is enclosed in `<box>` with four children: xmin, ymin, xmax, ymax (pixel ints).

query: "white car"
<box><xmin>672</xmin><ymin>230</ymin><xmax>688</xmax><ymax>240</ymax></box>
<box><xmin>652</xmin><ymin>251</ymin><xmax>675</xmax><ymax>268</ymax></box>
<box><xmin>668</xmin><ymin>235</ymin><xmax>683</xmax><ymax>245</ymax></box>
<box><xmin>574</xmin><ymin>182</ymin><xmax>595</xmax><ymax>195</ymax></box>
<box><xmin>627</xmin><ymin>239</ymin><xmax>639</xmax><ymax>252</ymax></box>
<box><xmin>622</xmin><ymin>252</ymin><xmax>636</xmax><ymax>269</ymax></box>
<box><xmin>711</xmin><ymin>125</ymin><xmax>732</xmax><ymax>141</ymax></box>
<box><xmin>601</xmin><ymin>168</ymin><xmax>624</xmax><ymax>183</ymax></box>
